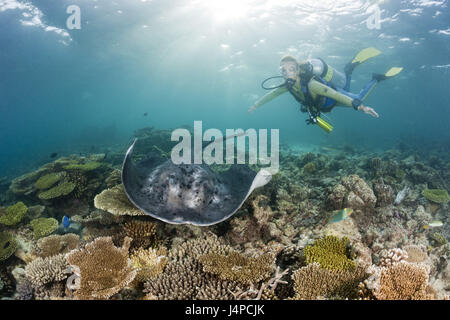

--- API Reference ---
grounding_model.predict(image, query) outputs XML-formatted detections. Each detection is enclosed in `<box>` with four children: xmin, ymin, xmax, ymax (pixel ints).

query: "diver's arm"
<box><xmin>308</xmin><ymin>79</ymin><xmax>354</xmax><ymax>107</ymax></box>
<box><xmin>308</xmin><ymin>79</ymin><xmax>379</xmax><ymax>118</ymax></box>
<box><xmin>248</xmin><ymin>86</ymin><xmax>288</xmax><ymax>113</ymax></box>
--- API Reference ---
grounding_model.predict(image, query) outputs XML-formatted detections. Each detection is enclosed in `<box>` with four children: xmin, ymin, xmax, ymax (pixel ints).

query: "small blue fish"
<box><xmin>62</xmin><ymin>216</ymin><xmax>71</xmax><ymax>229</ymax></box>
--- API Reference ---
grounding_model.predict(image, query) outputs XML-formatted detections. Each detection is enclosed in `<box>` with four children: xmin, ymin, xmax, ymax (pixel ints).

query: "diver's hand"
<box><xmin>358</xmin><ymin>105</ymin><xmax>379</xmax><ymax>118</ymax></box>
<box><xmin>248</xmin><ymin>105</ymin><xmax>257</xmax><ymax>114</ymax></box>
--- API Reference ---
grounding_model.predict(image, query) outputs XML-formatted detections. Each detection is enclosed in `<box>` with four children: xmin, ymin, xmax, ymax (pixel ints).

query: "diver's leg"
<box><xmin>335</xmin><ymin>87</ymin><xmax>359</xmax><ymax>100</ymax></box>
<box><xmin>357</xmin><ymin>78</ymin><xmax>378</xmax><ymax>101</ymax></box>
<box><xmin>336</xmin><ymin>76</ymin><xmax>385</xmax><ymax>103</ymax></box>
<box><xmin>344</xmin><ymin>73</ymin><xmax>352</xmax><ymax>91</ymax></box>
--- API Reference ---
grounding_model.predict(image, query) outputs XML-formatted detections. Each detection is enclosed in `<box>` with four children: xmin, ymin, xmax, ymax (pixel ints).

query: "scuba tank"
<box><xmin>301</xmin><ymin>58</ymin><xmax>346</xmax><ymax>90</ymax></box>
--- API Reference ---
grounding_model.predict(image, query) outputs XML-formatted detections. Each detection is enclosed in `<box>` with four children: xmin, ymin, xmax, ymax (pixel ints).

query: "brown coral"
<box><xmin>93</xmin><ymin>184</ymin><xmax>145</xmax><ymax>216</ymax></box>
<box><xmin>36</xmin><ymin>234</ymin><xmax>80</xmax><ymax>258</ymax></box>
<box><xmin>131</xmin><ymin>247</ymin><xmax>168</xmax><ymax>283</ymax></box>
<box><xmin>373</xmin><ymin>261</ymin><xmax>432</xmax><ymax>300</ymax></box>
<box><xmin>65</xmin><ymin>236</ymin><xmax>136</xmax><ymax>300</ymax></box>
<box><xmin>327</xmin><ymin>175</ymin><xmax>376</xmax><ymax>212</ymax></box>
<box><xmin>199</xmin><ymin>251</ymin><xmax>274</xmax><ymax>285</ymax></box>
<box><xmin>292</xmin><ymin>263</ymin><xmax>367</xmax><ymax>300</ymax></box>
<box><xmin>25</xmin><ymin>254</ymin><xmax>68</xmax><ymax>287</ymax></box>
<box><xmin>118</xmin><ymin>219</ymin><xmax>158</xmax><ymax>251</ymax></box>
<box><xmin>143</xmin><ymin>235</ymin><xmax>239</xmax><ymax>300</ymax></box>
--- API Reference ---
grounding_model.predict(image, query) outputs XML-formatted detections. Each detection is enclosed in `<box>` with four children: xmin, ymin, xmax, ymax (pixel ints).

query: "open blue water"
<box><xmin>1</xmin><ymin>0</ymin><xmax>449</xmax><ymax>178</ymax></box>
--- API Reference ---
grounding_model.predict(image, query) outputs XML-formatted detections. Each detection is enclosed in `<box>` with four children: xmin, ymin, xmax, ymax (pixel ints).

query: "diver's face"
<box><xmin>280</xmin><ymin>61</ymin><xmax>298</xmax><ymax>81</ymax></box>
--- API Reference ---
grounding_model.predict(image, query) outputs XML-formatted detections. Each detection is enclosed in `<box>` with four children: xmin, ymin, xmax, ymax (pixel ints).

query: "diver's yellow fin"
<box><xmin>352</xmin><ymin>47</ymin><xmax>382</xmax><ymax>64</ymax></box>
<box><xmin>385</xmin><ymin>67</ymin><xmax>403</xmax><ymax>77</ymax></box>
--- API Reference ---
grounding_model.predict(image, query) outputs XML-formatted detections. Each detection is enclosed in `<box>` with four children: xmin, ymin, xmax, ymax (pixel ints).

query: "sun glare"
<box><xmin>202</xmin><ymin>0</ymin><xmax>250</xmax><ymax>22</ymax></box>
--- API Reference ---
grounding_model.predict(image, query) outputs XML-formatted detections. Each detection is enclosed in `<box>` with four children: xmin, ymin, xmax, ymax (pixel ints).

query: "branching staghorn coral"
<box><xmin>25</xmin><ymin>254</ymin><xmax>68</xmax><ymax>287</ymax></box>
<box><xmin>230</xmin><ymin>266</ymin><xmax>289</xmax><ymax>300</ymax></box>
<box><xmin>360</xmin><ymin>247</ymin><xmax>437</xmax><ymax>300</ymax></box>
<box><xmin>291</xmin><ymin>263</ymin><xmax>367</xmax><ymax>300</ymax></box>
<box><xmin>65</xmin><ymin>236</ymin><xmax>136</xmax><ymax>300</ymax></box>
<box><xmin>304</xmin><ymin>236</ymin><xmax>355</xmax><ymax>271</ymax></box>
<box><xmin>131</xmin><ymin>247</ymin><xmax>168</xmax><ymax>283</ymax></box>
<box><xmin>143</xmin><ymin>235</ymin><xmax>241</xmax><ymax>300</ymax></box>
<box><xmin>198</xmin><ymin>251</ymin><xmax>275</xmax><ymax>285</ymax></box>
<box><xmin>117</xmin><ymin>219</ymin><xmax>158</xmax><ymax>251</ymax></box>
<box><xmin>370</xmin><ymin>261</ymin><xmax>434</xmax><ymax>300</ymax></box>
<box><xmin>143</xmin><ymin>256</ymin><xmax>240</xmax><ymax>300</ymax></box>
<box><xmin>169</xmin><ymin>234</ymin><xmax>234</xmax><ymax>262</ymax></box>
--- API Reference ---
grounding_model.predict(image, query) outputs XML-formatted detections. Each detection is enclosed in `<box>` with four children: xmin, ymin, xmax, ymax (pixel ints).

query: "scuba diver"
<box><xmin>248</xmin><ymin>47</ymin><xmax>403</xmax><ymax>133</ymax></box>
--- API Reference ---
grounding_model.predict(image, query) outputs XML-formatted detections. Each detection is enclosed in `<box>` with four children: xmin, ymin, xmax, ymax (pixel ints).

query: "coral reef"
<box><xmin>303</xmin><ymin>236</ymin><xmax>355</xmax><ymax>271</ymax></box>
<box><xmin>38</xmin><ymin>181</ymin><xmax>76</xmax><ymax>200</ymax></box>
<box><xmin>0</xmin><ymin>201</ymin><xmax>28</xmax><ymax>226</ymax></box>
<box><xmin>421</xmin><ymin>189</ymin><xmax>450</xmax><ymax>204</ymax></box>
<box><xmin>65</xmin><ymin>236</ymin><xmax>136</xmax><ymax>300</ymax></box>
<box><xmin>291</xmin><ymin>263</ymin><xmax>367</xmax><ymax>300</ymax></box>
<box><xmin>327</xmin><ymin>175</ymin><xmax>377</xmax><ymax>212</ymax></box>
<box><xmin>94</xmin><ymin>184</ymin><xmax>145</xmax><ymax>216</ymax></box>
<box><xmin>198</xmin><ymin>251</ymin><xmax>274</xmax><ymax>285</ymax></box>
<box><xmin>36</xmin><ymin>233</ymin><xmax>80</xmax><ymax>258</ymax></box>
<box><xmin>117</xmin><ymin>219</ymin><xmax>158</xmax><ymax>251</ymax></box>
<box><xmin>131</xmin><ymin>247</ymin><xmax>168</xmax><ymax>283</ymax></box>
<box><xmin>0</xmin><ymin>232</ymin><xmax>18</xmax><ymax>261</ymax></box>
<box><xmin>25</xmin><ymin>254</ymin><xmax>68</xmax><ymax>287</ymax></box>
<box><xmin>63</xmin><ymin>161</ymin><xmax>103</xmax><ymax>171</ymax></box>
<box><xmin>34</xmin><ymin>172</ymin><xmax>65</xmax><ymax>190</ymax></box>
<box><xmin>365</xmin><ymin>261</ymin><xmax>434</xmax><ymax>300</ymax></box>
<box><xmin>29</xmin><ymin>218</ymin><xmax>58</xmax><ymax>239</ymax></box>
<box><xmin>1</xmin><ymin>126</ymin><xmax>449</xmax><ymax>301</ymax></box>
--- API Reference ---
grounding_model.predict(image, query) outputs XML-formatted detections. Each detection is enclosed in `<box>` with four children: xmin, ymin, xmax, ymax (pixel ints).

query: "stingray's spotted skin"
<box><xmin>121</xmin><ymin>139</ymin><xmax>271</xmax><ymax>226</ymax></box>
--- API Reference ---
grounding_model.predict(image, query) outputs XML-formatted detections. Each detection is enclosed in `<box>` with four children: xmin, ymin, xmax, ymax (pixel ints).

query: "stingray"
<box><xmin>121</xmin><ymin>139</ymin><xmax>272</xmax><ymax>226</ymax></box>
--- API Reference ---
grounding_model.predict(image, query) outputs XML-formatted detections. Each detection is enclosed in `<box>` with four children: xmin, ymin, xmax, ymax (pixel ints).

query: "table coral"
<box><xmin>34</xmin><ymin>172</ymin><xmax>65</xmax><ymax>190</ymax></box>
<box><xmin>65</xmin><ymin>236</ymin><xmax>136</xmax><ymax>300</ymax></box>
<box><xmin>0</xmin><ymin>201</ymin><xmax>28</xmax><ymax>226</ymax></box>
<box><xmin>0</xmin><ymin>232</ymin><xmax>18</xmax><ymax>261</ymax></box>
<box><xmin>29</xmin><ymin>218</ymin><xmax>58</xmax><ymax>239</ymax></box>
<box><xmin>38</xmin><ymin>181</ymin><xmax>76</xmax><ymax>200</ymax></box>
<box><xmin>94</xmin><ymin>184</ymin><xmax>145</xmax><ymax>216</ymax></box>
<box><xmin>63</xmin><ymin>161</ymin><xmax>102</xmax><ymax>171</ymax></box>
<box><xmin>421</xmin><ymin>189</ymin><xmax>450</xmax><ymax>204</ymax></box>
<box><xmin>36</xmin><ymin>233</ymin><xmax>80</xmax><ymax>258</ymax></box>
